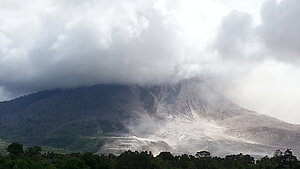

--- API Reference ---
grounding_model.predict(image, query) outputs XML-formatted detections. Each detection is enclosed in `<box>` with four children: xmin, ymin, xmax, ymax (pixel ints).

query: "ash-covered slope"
<box><xmin>0</xmin><ymin>78</ymin><xmax>299</xmax><ymax>156</ymax></box>
<box><xmin>122</xmin><ymin>78</ymin><xmax>300</xmax><ymax>156</ymax></box>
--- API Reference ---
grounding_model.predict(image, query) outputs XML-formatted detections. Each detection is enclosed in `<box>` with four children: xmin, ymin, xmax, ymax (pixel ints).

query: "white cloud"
<box><xmin>0</xmin><ymin>0</ymin><xmax>300</xmax><ymax>124</ymax></box>
<box><xmin>0</xmin><ymin>0</ymin><xmax>231</xmax><ymax>93</ymax></box>
<box><xmin>0</xmin><ymin>0</ymin><xmax>187</xmax><ymax>90</ymax></box>
<box><xmin>225</xmin><ymin>60</ymin><xmax>300</xmax><ymax>124</ymax></box>
<box><xmin>214</xmin><ymin>11</ymin><xmax>254</xmax><ymax>59</ymax></box>
<box><xmin>258</xmin><ymin>0</ymin><xmax>300</xmax><ymax>63</ymax></box>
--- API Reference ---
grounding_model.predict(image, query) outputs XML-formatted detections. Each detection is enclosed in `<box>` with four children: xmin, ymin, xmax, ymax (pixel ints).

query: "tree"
<box><xmin>157</xmin><ymin>152</ymin><xmax>175</xmax><ymax>161</ymax></box>
<box><xmin>282</xmin><ymin>149</ymin><xmax>298</xmax><ymax>165</ymax></box>
<box><xmin>7</xmin><ymin>142</ymin><xmax>24</xmax><ymax>156</ymax></box>
<box><xmin>271</xmin><ymin>149</ymin><xmax>298</xmax><ymax>168</ymax></box>
<box><xmin>57</xmin><ymin>157</ymin><xmax>90</xmax><ymax>169</ymax></box>
<box><xmin>273</xmin><ymin>149</ymin><xmax>283</xmax><ymax>157</ymax></box>
<box><xmin>284</xmin><ymin>149</ymin><xmax>293</xmax><ymax>156</ymax></box>
<box><xmin>25</xmin><ymin>146</ymin><xmax>42</xmax><ymax>157</ymax></box>
<box><xmin>292</xmin><ymin>163</ymin><xmax>300</xmax><ymax>169</ymax></box>
<box><xmin>195</xmin><ymin>151</ymin><xmax>211</xmax><ymax>158</ymax></box>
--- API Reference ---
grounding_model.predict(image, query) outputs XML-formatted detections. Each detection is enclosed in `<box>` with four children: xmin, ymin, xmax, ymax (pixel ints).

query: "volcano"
<box><xmin>0</xmin><ymin>78</ymin><xmax>299</xmax><ymax>157</ymax></box>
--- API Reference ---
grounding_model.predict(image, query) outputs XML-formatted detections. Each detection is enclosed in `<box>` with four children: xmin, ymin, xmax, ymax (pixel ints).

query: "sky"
<box><xmin>1</xmin><ymin>0</ymin><xmax>300</xmax><ymax>124</ymax></box>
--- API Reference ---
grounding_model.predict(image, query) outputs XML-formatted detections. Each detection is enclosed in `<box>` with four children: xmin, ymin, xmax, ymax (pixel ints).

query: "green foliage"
<box><xmin>0</xmin><ymin>85</ymin><xmax>129</xmax><ymax>150</ymax></box>
<box><xmin>7</xmin><ymin>143</ymin><xmax>24</xmax><ymax>156</ymax></box>
<box><xmin>0</xmin><ymin>139</ymin><xmax>9</xmax><ymax>153</ymax></box>
<box><xmin>195</xmin><ymin>151</ymin><xmax>211</xmax><ymax>158</ymax></box>
<box><xmin>25</xmin><ymin>146</ymin><xmax>42</xmax><ymax>157</ymax></box>
<box><xmin>56</xmin><ymin>157</ymin><xmax>90</xmax><ymax>169</ymax></box>
<box><xmin>116</xmin><ymin>150</ymin><xmax>154</xmax><ymax>169</ymax></box>
<box><xmin>0</xmin><ymin>143</ymin><xmax>299</xmax><ymax>169</ymax></box>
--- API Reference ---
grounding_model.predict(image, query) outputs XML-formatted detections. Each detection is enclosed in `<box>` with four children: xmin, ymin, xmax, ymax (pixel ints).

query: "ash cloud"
<box><xmin>1</xmin><ymin>0</ymin><xmax>300</xmax><ymax>123</ymax></box>
<box><xmin>0</xmin><ymin>0</ymin><xmax>186</xmax><ymax>97</ymax></box>
<box><xmin>214</xmin><ymin>11</ymin><xmax>253</xmax><ymax>60</ymax></box>
<box><xmin>258</xmin><ymin>0</ymin><xmax>300</xmax><ymax>62</ymax></box>
<box><xmin>212</xmin><ymin>0</ymin><xmax>300</xmax><ymax>124</ymax></box>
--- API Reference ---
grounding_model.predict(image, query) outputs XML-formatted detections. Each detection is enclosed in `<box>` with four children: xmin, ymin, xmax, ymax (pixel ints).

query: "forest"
<box><xmin>0</xmin><ymin>142</ymin><xmax>299</xmax><ymax>169</ymax></box>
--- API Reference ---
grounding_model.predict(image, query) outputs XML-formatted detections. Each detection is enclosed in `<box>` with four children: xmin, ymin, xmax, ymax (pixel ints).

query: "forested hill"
<box><xmin>0</xmin><ymin>84</ymin><xmax>133</xmax><ymax>151</ymax></box>
<box><xmin>1</xmin><ymin>142</ymin><xmax>300</xmax><ymax>169</ymax></box>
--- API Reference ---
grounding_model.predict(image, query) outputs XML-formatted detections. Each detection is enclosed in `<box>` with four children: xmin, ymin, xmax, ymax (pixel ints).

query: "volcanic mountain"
<box><xmin>0</xmin><ymin>78</ymin><xmax>299</xmax><ymax>156</ymax></box>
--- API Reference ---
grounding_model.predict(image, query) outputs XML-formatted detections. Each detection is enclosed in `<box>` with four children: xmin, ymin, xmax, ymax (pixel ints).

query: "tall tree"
<box><xmin>7</xmin><ymin>142</ymin><xmax>24</xmax><ymax>156</ymax></box>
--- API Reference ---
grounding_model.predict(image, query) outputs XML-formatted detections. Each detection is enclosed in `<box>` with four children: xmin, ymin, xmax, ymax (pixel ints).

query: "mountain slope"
<box><xmin>0</xmin><ymin>78</ymin><xmax>299</xmax><ymax>156</ymax></box>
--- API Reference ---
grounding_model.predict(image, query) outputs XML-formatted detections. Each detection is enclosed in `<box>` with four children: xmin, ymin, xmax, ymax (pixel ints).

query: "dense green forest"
<box><xmin>0</xmin><ymin>142</ymin><xmax>299</xmax><ymax>169</ymax></box>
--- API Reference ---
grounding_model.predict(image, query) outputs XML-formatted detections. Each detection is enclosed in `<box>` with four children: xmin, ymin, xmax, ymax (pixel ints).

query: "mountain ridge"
<box><xmin>0</xmin><ymin>78</ymin><xmax>299</xmax><ymax>156</ymax></box>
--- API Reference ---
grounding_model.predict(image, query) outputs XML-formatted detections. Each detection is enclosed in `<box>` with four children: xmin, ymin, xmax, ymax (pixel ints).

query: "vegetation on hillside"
<box><xmin>0</xmin><ymin>142</ymin><xmax>299</xmax><ymax>169</ymax></box>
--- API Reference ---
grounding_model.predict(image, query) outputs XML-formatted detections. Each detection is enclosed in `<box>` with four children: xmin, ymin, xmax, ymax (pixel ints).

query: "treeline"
<box><xmin>0</xmin><ymin>142</ymin><xmax>300</xmax><ymax>169</ymax></box>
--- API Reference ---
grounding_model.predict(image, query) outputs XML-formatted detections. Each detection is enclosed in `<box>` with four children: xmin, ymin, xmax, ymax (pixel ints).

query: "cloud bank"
<box><xmin>1</xmin><ymin>0</ymin><xmax>300</xmax><ymax>123</ymax></box>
